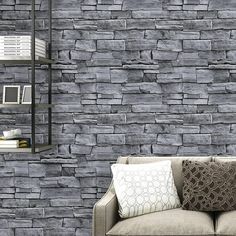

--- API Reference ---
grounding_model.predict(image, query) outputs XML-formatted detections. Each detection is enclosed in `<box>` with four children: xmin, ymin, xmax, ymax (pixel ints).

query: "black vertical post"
<box><xmin>48</xmin><ymin>0</ymin><xmax>52</xmax><ymax>145</ymax></box>
<box><xmin>31</xmin><ymin>0</ymin><xmax>36</xmax><ymax>153</ymax></box>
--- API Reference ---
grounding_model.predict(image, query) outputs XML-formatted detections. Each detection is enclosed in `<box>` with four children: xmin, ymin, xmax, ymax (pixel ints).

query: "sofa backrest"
<box><xmin>117</xmin><ymin>156</ymin><xmax>212</xmax><ymax>202</ymax></box>
<box><xmin>214</xmin><ymin>156</ymin><xmax>236</xmax><ymax>162</ymax></box>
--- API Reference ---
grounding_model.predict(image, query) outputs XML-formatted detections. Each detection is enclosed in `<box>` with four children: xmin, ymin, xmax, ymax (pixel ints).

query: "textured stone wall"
<box><xmin>0</xmin><ymin>0</ymin><xmax>236</xmax><ymax>235</ymax></box>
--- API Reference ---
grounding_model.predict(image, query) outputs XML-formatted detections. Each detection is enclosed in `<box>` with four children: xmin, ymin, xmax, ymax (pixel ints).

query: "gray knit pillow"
<box><xmin>182</xmin><ymin>160</ymin><xmax>236</xmax><ymax>211</ymax></box>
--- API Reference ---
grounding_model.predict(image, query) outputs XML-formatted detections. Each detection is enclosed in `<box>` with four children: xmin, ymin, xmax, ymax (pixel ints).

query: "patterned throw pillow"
<box><xmin>182</xmin><ymin>160</ymin><xmax>236</xmax><ymax>211</ymax></box>
<box><xmin>111</xmin><ymin>161</ymin><xmax>181</xmax><ymax>218</ymax></box>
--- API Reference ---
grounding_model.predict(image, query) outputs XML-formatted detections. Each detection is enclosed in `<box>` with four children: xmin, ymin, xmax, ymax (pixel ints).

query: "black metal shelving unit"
<box><xmin>0</xmin><ymin>0</ymin><xmax>53</xmax><ymax>154</ymax></box>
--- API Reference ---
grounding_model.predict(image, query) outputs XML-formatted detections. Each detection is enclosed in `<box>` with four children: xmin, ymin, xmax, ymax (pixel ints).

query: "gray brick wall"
<box><xmin>0</xmin><ymin>0</ymin><xmax>236</xmax><ymax>235</ymax></box>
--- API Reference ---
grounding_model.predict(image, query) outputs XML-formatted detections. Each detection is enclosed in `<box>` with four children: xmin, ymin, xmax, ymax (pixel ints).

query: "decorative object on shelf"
<box><xmin>3</xmin><ymin>85</ymin><xmax>20</xmax><ymax>104</ymax></box>
<box><xmin>22</xmin><ymin>85</ymin><xmax>32</xmax><ymax>104</ymax></box>
<box><xmin>2</xmin><ymin>129</ymin><xmax>22</xmax><ymax>140</ymax></box>
<box><xmin>0</xmin><ymin>35</ymin><xmax>46</xmax><ymax>58</ymax></box>
<box><xmin>0</xmin><ymin>137</ymin><xmax>31</xmax><ymax>149</ymax></box>
<box><xmin>0</xmin><ymin>129</ymin><xmax>31</xmax><ymax>149</ymax></box>
<box><xmin>18</xmin><ymin>138</ymin><xmax>31</xmax><ymax>148</ymax></box>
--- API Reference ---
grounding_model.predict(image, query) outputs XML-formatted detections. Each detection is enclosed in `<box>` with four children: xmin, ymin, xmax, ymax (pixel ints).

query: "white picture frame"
<box><xmin>3</xmin><ymin>85</ymin><xmax>20</xmax><ymax>104</ymax></box>
<box><xmin>21</xmin><ymin>85</ymin><xmax>32</xmax><ymax>104</ymax></box>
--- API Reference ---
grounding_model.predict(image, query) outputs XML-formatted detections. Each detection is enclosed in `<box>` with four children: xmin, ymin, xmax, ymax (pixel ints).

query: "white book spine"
<box><xmin>0</xmin><ymin>146</ymin><xmax>19</xmax><ymax>148</ymax></box>
<box><xmin>0</xmin><ymin>37</ymin><xmax>46</xmax><ymax>47</ymax></box>
<box><xmin>0</xmin><ymin>44</ymin><xmax>46</xmax><ymax>50</ymax></box>
<box><xmin>0</xmin><ymin>140</ymin><xmax>19</xmax><ymax>145</ymax></box>
<box><xmin>0</xmin><ymin>49</ymin><xmax>46</xmax><ymax>54</ymax></box>
<box><xmin>0</xmin><ymin>47</ymin><xmax>46</xmax><ymax>51</ymax></box>
<box><xmin>0</xmin><ymin>53</ymin><xmax>46</xmax><ymax>58</ymax></box>
<box><xmin>0</xmin><ymin>52</ymin><xmax>46</xmax><ymax>57</ymax></box>
<box><xmin>0</xmin><ymin>56</ymin><xmax>46</xmax><ymax>60</ymax></box>
<box><xmin>0</xmin><ymin>43</ymin><xmax>46</xmax><ymax>47</ymax></box>
<box><xmin>0</xmin><ymin>144</ymin><xmax>19</xmax><ymax>148</ymax></box>
<box><xmin>0</xmin><ymin>42</ymin><xmax>46</xmax><ymax>48</ymax></box>
<box><xmin>0</xmin><ymin>35</ymin><xmax>44</xmax><ymax>41</ymax></box>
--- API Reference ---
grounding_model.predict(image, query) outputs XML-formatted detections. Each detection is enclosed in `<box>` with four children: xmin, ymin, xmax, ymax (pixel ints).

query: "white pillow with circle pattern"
<box><xmin>111</xmin><ymin>160</ymin><xmax>180</xmax><ymax>218</ymax></box>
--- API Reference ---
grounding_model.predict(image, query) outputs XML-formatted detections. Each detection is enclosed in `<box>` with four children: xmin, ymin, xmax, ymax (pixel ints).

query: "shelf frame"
<box><xmin>31</xmin><ymin>0</ymin><xmax>36</xmax><ymax>153</ymax></box>
<box><xmin>0</xmin><ymin>0</ymin><xmax>53</xmax><ymax>154</ymax></box>
<box><xmin>30</xmin><ymin>0</ymin><xmax>53</xmax><ymax>153</ymax></box>
<box><xmin>48</xmin><ymin>0</ymin><xmax>52</xmax><ymax>147</ymax></box>
<box><xmin>0</xmin><ymin>104</ymin><xmax>54</xmax><ymax>109</ymax></box>
<box><xmin>0</xmin><ymin>144</ymin><xmax>54</xmax><ymax>153</ymax></box>
<box><xmin>0</xmin><ymin>56</ymin><xmax>53</xmax><ymax>64</ymax></box>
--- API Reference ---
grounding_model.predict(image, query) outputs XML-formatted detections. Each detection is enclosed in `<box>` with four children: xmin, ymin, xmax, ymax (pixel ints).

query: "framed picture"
<box><xmin>22</xmin><ymin>85</ymin><xmax>32</xmax><ymax>104</ymax></box>
<box><xmin>3</xmin><ymin>85</ymin><xmax>20</xmax><ymax>104</ymax></box>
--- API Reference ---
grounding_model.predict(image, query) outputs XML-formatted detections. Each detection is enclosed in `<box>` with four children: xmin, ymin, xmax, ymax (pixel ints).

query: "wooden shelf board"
<box><xmin>0</xmin><ymin>104</ymin><xmax>54</xmax><ymax>109</ymax></box>
<box><xmin>0</xmin><ymin>56</ymin><xmax>54</xmax><ymax>64</ymax></box>
<box><xmin>0</xmin><ymin>144</ymin><xmax>54</xmax><ymax>153</ymax></box>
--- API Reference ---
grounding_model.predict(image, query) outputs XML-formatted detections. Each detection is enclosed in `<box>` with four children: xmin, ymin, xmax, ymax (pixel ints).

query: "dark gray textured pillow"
<box><xmin>182</xmin><ymin>160</ymin><xmax>236</xmax><ymax>211</ymax></box>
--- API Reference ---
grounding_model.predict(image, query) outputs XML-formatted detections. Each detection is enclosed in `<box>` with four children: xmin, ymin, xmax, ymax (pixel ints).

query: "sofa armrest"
<box><xmin>93</xmin><ymin>185</ymin><xmax>119</xmax><ymax>236</ymax></box>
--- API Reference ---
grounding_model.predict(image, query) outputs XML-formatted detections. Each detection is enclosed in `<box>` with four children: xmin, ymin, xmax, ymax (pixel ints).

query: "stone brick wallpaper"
<box><xmin>0</xmin><ymin>0</ymin><xmax>236</xmax><ymax>235</ymax></box>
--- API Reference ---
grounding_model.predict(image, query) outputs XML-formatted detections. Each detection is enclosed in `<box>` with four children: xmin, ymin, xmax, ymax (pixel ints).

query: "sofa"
<box><xmin>93</xmin><ymin>155</ymin><xmax>236</xmax><ymax>236</ymax></box>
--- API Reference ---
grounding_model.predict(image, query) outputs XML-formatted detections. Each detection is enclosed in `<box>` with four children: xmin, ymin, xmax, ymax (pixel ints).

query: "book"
<box><xmin>0</xmin><ymin>36</ymin><xmax>47</xmax><ymax>58</ymax></box>
<box><xmin>0</xmin><ymin>145</ymin><xmax>19</xmax><ymax>148</ymax></box>
<box><xmin>0</xmin><ymin>50</ymin><xmax>45</xmax><ymax>54</ymax></box>
<box><xmin>0</xmin><ymin>36</ymin><xmax>46</xmax><ymax>46</ymax></box>
<box><xmin>0</xmin><ymin>40</ymin><xmax>46</xmax><ymax>45</ymax></box>
<box><xmin>0</xmin><ymin>39</ymin><xmax>46</xmax><ymax>44</ymax></box>
<box><xmin>0</xmin><ymin>56</ymin><xmax>48</xmax><ymax>61</ymax></box>
<box><xmin>0</xmin><ymin>139</ymin><xmax>19</xmax><ymax>148</ymax></box>
<box><xmin>0</xmin><ymin>46</ymin><xmax>46</xmax><ymax>53</ymax></box>
<box><xmin>0</xmin><ymin>35</ymin><xmax>45</xmax><ymax>41</ymax></box>
<box><xmin>0</xmin><ymin>48</ymin><xmax>45</xmax><ymax>51</ymax></box>
<box><xmin>0</xmin><ymin>48</ymin><xmax>45</xmax><ymax>53</ymax></box>
<box><xmin>0</xmin><ymin>51</ymin><xmax>46</xmax><ymax>58</ymax></box>
<box><xmin>0</xmin><ymin>41</ymin><xmax>46</xmax><ymax>47</ymax></box>
<box><xmin>0</xmin><ymin>140</ymin><xmax>19</xmax><ymax>145</ymax></box>
<box><xmin>0</xmin><ymin>138</ymin><xmax>30</xmax><ymax>148</ymax></box>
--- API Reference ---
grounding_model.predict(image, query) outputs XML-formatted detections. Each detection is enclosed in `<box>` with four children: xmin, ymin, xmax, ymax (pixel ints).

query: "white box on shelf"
<box><xmin>0</xmin><ymin>36</ymin><xmax>47</xmax><ymax>58</ymax></box>
<box><xmin>0</xmin><ymin>36</ymin><xmax>46</xmax><ymax>46</ymax></box>
<box><xmin>0</xmin><ymin>52</ymin><xmax>46</xmax><ymax>58</ymax></box>
<box><xmin>0</xmin><ymin>44</ymin><xmax>46</xmax><ymax>50</ymax></box>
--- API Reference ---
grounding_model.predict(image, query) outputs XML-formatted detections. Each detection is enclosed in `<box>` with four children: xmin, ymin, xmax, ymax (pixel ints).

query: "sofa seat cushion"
<box><xmin>107</xmin><ymin>208</ymin><xmax>215</xmax><ymax>236</ymax></box>
<box><xmin>216</xmin><ymin>211</ymin><xmax>236</xmax><ymax>235</ymax></box>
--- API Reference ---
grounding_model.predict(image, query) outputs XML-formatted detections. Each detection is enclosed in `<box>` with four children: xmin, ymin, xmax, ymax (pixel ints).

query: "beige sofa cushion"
<box><xmin>214</xmin><ymin>156</ymin><xmax>236</xmax><ymax>162</ymax></box>
<box><xmin>125</xmin><ymin>156</ymin><xmax>212</xmax><ymax>202</ymax></box>
<box><xmin>214</xmin><ymin>157</ymin><xmax>236</xmax><ymax>235</ymax></box>
<box><xmin>107</xmin><ymin>208</ymin><xmax>215</xmax><ymax>236</ymax></box>
<box><xmin>215</xmin><ymin>211</ymin><xmax>236</xmax><ymax>236</ymax></box>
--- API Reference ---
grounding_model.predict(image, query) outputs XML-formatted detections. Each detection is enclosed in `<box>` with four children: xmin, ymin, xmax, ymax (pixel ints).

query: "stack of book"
<box><xmin>0</xmin><ymin>140</ymin><xmax>19</xmax><ymax>148</ymax></box>
<box><xmin>0</xmin><ymin>139</ymin><xmax>31</xmax><ymax>149</ymax></box>
<box><xmin>0</xmin><ymin>36</ymin><xmax>46</xmax><ymax>58</ymax></box>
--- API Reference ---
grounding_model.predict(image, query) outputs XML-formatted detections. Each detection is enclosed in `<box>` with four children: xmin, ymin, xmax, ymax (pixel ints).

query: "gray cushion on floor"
<box><xmin>107</xmin><ymin>208</ymin><xmax>215</xmax><ymax>236</ymax></box>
